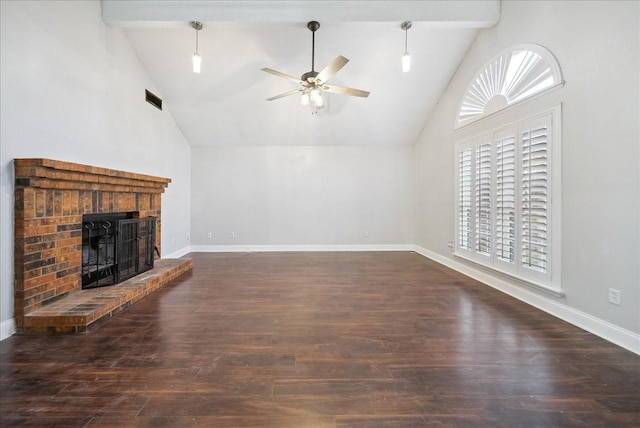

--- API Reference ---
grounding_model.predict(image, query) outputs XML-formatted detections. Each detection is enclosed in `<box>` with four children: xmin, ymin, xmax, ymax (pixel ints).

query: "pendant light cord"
<box><xmin>191</xmin><ymin>21</ymin><xmax>203</xmax><ymax>54</ymax></box>
<box><xmin>401</xmin><ymin>21</ymin><xmax>412</xmax><ymax>54</ymax></box>
<box><xmin>404</xmin><ymin>28</ymin><xmax>408</xmax><ymax>53</ymax></box>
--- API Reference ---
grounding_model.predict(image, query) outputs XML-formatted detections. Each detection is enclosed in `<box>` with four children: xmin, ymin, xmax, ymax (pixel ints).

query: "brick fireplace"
<box><xmin>13</xmin><ymin>159</ymin><xmax>192</xmax><ymax>333</ymax></box>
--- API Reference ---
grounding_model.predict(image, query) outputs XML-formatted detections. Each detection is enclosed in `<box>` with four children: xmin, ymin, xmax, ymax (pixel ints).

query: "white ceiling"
<box><xmin>104</xmin><ymin>1</ymin><xmax>499</xmax><ymax>147</ymax></box>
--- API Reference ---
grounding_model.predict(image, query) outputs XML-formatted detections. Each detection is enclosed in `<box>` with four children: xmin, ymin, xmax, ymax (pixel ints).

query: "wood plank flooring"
<box><xmin>1</xmin><ymin>251</ymin><xmax>638</xmax><ymax>427</ymax></box>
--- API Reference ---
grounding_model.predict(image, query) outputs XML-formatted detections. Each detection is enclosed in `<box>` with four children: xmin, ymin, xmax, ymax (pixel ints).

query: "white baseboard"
<box><xmin>189</xmin><ymin>244</ymin><xmax>415</xmax><ymax>253</ymax></box>
<box><xmin>412</xmin><ymin>245</ymin><xmax>640</xmax><ymax>355</ymax></box>
<box><xmin>1</xmin><ymin>318</ymin><xmax>16</xmax><ymax>341</ymax></box>
<box><xmin>162</xmin><ymin>246</ymin><xmax>192</xmax><ymax>259</ymax></box>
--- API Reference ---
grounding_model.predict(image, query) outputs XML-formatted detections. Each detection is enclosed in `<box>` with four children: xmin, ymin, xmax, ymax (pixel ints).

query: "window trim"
<box><xmin>454</xmin><ymin>105</ymin><xmax>562</xmax><ymax>296</ymax></box>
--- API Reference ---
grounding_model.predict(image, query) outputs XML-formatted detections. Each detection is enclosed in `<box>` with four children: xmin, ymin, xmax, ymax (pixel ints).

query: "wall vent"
<box><xmin>145</xmin><ymin>89</ymin><xmax>163</xmax><ymax>111</ymax></box>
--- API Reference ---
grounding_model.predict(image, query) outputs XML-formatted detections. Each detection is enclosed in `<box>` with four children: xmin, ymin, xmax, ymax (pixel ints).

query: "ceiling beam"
<box><xmin>101</xmin><ymin>0</ymin><xmax>500</xmax><ymax>28</ymax></box>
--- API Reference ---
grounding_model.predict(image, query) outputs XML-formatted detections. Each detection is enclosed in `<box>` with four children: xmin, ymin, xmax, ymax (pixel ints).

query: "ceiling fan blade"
<box><xmin>262</xmin><ymin>68</ymin><xmax>303</xmax><ymax>84</ymax></box>
<box><xmin>316</xmin><ymin>55</ymin><xmax>349</xmax><ymax>83</ymax></box>
<box><xmin>266</xmin><ymin>89</ymin><xmax>301</xmax><ymax>101</ymax></box>
<box><xmin>324</xmin><ymin>84</ymin><xmax>370</xmax><ymax>98</ymax></box>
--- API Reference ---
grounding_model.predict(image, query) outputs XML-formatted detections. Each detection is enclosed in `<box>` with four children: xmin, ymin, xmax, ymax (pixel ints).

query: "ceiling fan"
<box><xmin>262</xmin><ymin>21</ymin><xmax>370</xmax><ymax>109</ymax></box>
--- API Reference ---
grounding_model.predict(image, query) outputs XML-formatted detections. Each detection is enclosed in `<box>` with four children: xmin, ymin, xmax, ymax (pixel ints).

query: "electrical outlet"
<box><xmin>230</xmin><ymin>232</ymin><xmax>235</xmax><ymax>239</ymax></box>
<box><xmin>208</xmin><ymin>232</ymin><xmax>212</xmax><ymax>239</ymax></box>
<box><xmin>364</xmin><ymin>231</ymin><xmax>369</xmax><ymax>238</ymax></box>
<box><xmin>608</xmin><ymin>288</ymin><xmax>621</xmax><ymax>306</ymax></box>
<box><xmin>171</xmin><ymin>236</ymin><xmax>175</xmax><ymax>245</ymax></box>
<box><xmin>448</xmin><ymin>241</ymin><xmax>454</xmax><ymax>249</ymax></box>
<box><xmin>186</xmin><ymin>233</ymin><xmax>190</xmax><ymax>242</ymax></box>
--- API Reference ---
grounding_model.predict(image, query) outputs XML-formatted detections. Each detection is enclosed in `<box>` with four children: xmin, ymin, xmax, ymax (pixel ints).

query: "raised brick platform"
<box><xmin>13</xmin><ymin>158</ymin><xmax>174</xmax><ymax>331</ymax></box>
<box><xmin>21</xmin><ymin>258</ymin><xmax>192</xmax><ymax>333</ymax></box>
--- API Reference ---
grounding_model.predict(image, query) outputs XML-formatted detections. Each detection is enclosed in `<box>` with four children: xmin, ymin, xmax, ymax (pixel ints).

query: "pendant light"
<box><xmin>191</xmin><ymin>21</ymin><xmax>203</xmax><ymax>73</ymax></box>
<box><xmin>401</xmin><ymin>21</ymin><xmax>412</xmax><ymax>72</ymax></box>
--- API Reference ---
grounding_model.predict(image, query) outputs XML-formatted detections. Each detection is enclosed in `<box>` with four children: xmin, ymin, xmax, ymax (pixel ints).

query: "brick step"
<box><xmin>22</xmin><ymin>258</ymin><xmax>192</xmax><ymax>333</ymax></box>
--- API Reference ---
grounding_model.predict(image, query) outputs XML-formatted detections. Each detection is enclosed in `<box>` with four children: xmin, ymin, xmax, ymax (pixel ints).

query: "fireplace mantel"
<box><xmin>13</xmin><ymin>159</ymin><xmax>180</xmax><ymax>332</ymax></box>
<box><xmin>15</xmin><ymin>158</ymin><xmax>171</xmax><ymax>193</ymax></box>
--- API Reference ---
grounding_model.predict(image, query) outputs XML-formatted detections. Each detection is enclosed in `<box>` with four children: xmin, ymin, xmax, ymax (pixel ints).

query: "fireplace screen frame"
<box><xmin>82</xmin><ymin>213</ymin><xmax>156</xmax><ymax>289</ymax></box>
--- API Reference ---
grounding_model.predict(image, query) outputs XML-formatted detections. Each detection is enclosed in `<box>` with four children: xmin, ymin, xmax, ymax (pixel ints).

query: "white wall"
<box><xmin>191</xmin><ymin>145</ymin><xmax>414</xmax><ymax>247</ymax></box>
<box><xmin>414</xmin><ymin>1</ymin><xmax>639</xmax><ymax>338</ymax></box>
<box><xmin>0</xmin><ymin>1</ymin><xmax>191</xmax><ymax>338</ymax></box>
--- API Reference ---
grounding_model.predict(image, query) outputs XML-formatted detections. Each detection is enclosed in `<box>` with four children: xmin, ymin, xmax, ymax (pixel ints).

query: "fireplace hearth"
<box><xmin>12</xmin><ymin>158</ymin><xmax>191</xmax><ymax>333</ymax></box>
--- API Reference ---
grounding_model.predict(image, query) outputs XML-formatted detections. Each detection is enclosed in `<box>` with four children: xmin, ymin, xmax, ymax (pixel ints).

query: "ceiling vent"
<box><xmin>145</xmin><ymin>89</ymin><xmax>163</xmax><ymax>111</ymax></box>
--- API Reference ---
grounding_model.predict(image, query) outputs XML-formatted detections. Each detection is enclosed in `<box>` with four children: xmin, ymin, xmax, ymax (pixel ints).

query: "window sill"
<box><xmin>453</xmin><ymin>252</ymin><xmax>564</xmax><ymax>298</ymax></box>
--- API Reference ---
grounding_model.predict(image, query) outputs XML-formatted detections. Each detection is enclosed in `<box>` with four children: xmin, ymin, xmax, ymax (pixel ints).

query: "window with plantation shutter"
<box><xmin>454</xmin><ymin>109</ymin><xmax>560</xmax><ymax>293</ymax></box>
<box><xmin>521</xmin><ymin>118</ymin><xmax>550</xmax><ymax>274</ymax></box>
<box><xmin>475</xmin><ymin>143</ymin><xmax>492</xmax><ymax>256</ymax></box>
<box><xmin>496</xmin><ymin>134</ymin><xmax>516</xmax><ymax>264</ymax></box>
<box><xmin>458</xmin><ymin>148</ymin><xmax>473</xmax><ymax>250</ymax></box>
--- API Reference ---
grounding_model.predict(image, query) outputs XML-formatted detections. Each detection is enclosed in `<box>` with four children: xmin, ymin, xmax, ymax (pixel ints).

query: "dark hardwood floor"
<box><xmin>1</xmin><ymin>252</ymin><xmax>638</xmax><ymax>427</ymax></box>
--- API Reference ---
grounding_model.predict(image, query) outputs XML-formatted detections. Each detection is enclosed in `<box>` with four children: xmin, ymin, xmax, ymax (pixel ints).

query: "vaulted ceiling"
<box><xmin>103</xmin><ymin>1</ymin><xmax>500</xmax><ymax>147</ymax></box>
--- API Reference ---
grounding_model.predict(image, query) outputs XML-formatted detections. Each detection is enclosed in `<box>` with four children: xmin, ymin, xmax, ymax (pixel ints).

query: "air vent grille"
<box><xmin>145</xmin><ymin>89</ymin><xmax>162</xmax><ymax>111</ymax></box>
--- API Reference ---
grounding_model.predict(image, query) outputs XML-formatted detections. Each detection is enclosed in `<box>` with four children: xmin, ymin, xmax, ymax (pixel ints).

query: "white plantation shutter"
<box><xmin>520</xmin><ymin>117</ymin><xmax>550</xmax><ymax>274</ymax></box>
<box><xmin>454</xmin><ymin>109</ymin><xmax>558</xmax><ymax>291</ymax></box>
<box><xmin>458</xmin><ymin>148</ymin><xmax>473</xmax><ymax>250</ymax></box>
<box><xmin>475</xmin><ymin>143</ymin><xmax>492</xmax><ymax>256</ymax></box>
<box><xmin>496</xmin><ymin>135</ymin><xmax>516</xmax><ymax>264</ymax></box>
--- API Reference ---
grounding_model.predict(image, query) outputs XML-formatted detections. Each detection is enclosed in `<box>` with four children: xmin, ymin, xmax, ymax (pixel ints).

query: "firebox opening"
<box><xmin>82</xmin><ymin>212</ymin><xmax>156</xmax><ymax>290</ymax></box>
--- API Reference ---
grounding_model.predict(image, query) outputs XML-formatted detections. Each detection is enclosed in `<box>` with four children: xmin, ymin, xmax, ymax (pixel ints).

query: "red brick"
<box><xmin>24</xmin><ymin>225</ymin><xmax>57</xmax><ymax>237</ymax></box>
<box><xmin>66</xmin><ymin>191</ymin><xmax>80</xmax><ymax>215</ymax></box>
<box><xmin>55</xmin><ymin>281</ymin><xmax>78</xmax><ymax>296</ymax></box>
<box><xmin>41</xmin><ymin>264</ymin><xmax>59</xmax><ymax>275</ymax></box>
<box><xmin>24</xmin><ymin>256</ymin><xmax>56</xmax><ymax>272</ymax></box>
<box><xmin>24</xmin><ymin>273</ymin><xmax>57</xmax><ymax>291</ymax></box>
<box><xmin>79</xmin><ymin>191</ymin><xmax>91</xmax><ymax>214</ymax></box>
<box><xmin>56</xmin><ymin>237</ymin><xmax>81</xmax><ymax>248</ymax></box>
<box><xmin>21</xmin><ymin>218</ymin><xmax>44</xmax><ymax>228</ymax></box>
<box><xmin>24</xmin><ymin>268</ymin><xmax>42</xmax><ymax>280</ymax></box>
<box><xmin>35</xmin><ymin>190</ymin><xmax>46</xmax><ymax>217</ymax></box>
<box><xmin>22</xmin><ymin>189</ymin><xmax>36</xmax><ymax>219</ymax></box>
<box><xmin>46</xmin><ymin>190</ymin><xmax>54</xmax><ymax>217</ymax></box>
<box><xmin>25</xmin><ymin>240</ymin><xmax>55</xmax><ymax>255</ymax></box>
<box><xmin>53</xmin><ymin>191</ymin><xmax>63</xmax><ymax>216</ymax></box>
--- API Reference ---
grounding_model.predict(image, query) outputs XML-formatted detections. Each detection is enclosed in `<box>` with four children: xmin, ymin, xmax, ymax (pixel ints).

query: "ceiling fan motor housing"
<box><xmin>301</xmin><ymin>71</ymin><xmax>319</xmax><ymax>82</ymax></box>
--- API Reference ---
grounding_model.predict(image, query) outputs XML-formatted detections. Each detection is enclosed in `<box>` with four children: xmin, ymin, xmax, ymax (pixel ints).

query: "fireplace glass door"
<box><xmin>82</xmin><ymin>215</ymin><xmax>156</xmax><ymax>289</ymax></box>
<box><xmin>117</xmin><ymin>217</ymin><xmax>156</xmax><ymax>283</ymax></box>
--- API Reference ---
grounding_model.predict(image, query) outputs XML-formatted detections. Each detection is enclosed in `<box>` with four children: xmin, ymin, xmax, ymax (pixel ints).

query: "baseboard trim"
<box><xmin>189</xmin><ymin>244</ymin><xmax>416</xmax><ymax>253</ymax></box>
<box><xmin>162</xmin><ymin>246</ymin><xmax>192</xmax><ymax>259</ymax></box>
<box><xmin>1</xmin><ymin>318</ymin><xmax>16</xmax><ymax>341</ymax></box>
<box><xmin>412</xmin><ymin>245</ymin><xmax>640</xmax><ymax>355</ymax></box>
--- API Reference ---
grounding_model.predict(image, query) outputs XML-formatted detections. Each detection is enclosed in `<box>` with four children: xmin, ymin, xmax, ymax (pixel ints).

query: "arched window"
<box><xmin>456</xmin><ymin>44</ymin><xmax>563</xmax><ymax>128</ymax></box>
<box><xmin>454</xmin><ymin>44</ymin><xmax>563</xmax><ymax>295</ymax></box>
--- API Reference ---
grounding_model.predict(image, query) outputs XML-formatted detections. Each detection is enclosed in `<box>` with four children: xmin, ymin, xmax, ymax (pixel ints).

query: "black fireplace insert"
<box><xmin>82</xmin><ymin>213</ymin><xmax>156</xmax><ymax>289</ymax></box>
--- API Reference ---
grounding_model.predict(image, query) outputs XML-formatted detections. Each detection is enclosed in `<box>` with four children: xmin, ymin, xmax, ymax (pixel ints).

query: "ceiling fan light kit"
<box><xmin>301</xmin><ymin>92</ymin><xmax>310</xmax><ymax>106</ymax></box>
<box><xmin>401</xmin><ymin>21</ymin><xmax>412</xmax><ymax>73</ymax></box>
<box><xmin>262</xmin><ymin>20</ymin><xmax>370</xmax><ymax>112</ymax></box>
<box><xmin>191</xmin><ymin>21</ymin><xmax>203</xmax><ymax>73</ymax></box>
